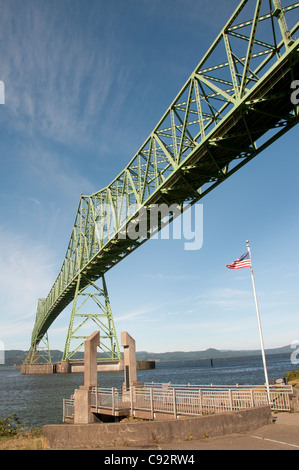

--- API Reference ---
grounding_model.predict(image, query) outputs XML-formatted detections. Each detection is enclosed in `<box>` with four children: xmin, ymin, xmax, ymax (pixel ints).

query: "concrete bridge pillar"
<box><xmin>121</xmin><ymin>331</ymin><xmax>142</xmax><ymax>395</ymax></box>
<box><xmin>58</xmin><ymin>361</ymin><xmax>70</xmax><ymax>373</ymax></box>
<box><xmin>74</xmin><ymin>331</ymin><xmax>100</xmax><ymax>424</ymax></box>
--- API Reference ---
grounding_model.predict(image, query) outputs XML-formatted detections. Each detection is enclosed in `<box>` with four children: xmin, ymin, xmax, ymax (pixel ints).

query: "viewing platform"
<box><xmin>63</xmin><ymin>382</ymin><xmax>294</xmax><ymax>423</ymax></box>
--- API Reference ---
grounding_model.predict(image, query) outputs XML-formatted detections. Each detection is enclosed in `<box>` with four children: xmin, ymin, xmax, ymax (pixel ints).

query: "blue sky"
<box><xmin>0</xmin><ymin>0</ymin><xmax>298</xmax><ymax>354</ymax></box>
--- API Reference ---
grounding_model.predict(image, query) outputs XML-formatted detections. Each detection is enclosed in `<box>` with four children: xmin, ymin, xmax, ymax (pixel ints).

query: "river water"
<box><xmin>0</xmin><ymin>353</ymin><xmax>294</xmax><ymax>428</ymax></box>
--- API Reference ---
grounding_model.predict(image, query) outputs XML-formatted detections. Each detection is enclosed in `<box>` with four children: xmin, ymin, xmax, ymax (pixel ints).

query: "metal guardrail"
<box><xmin>144</xmin><ymin>382</ymin><xmax>293</xmax><ymax>392</ymax></box>
<box><xmin>63</xmin><ymin>382</ymin><xmax>293</xmax><ymax>421</ymax></box>
<box><xmin>133</xmin><ymin>384</ymin><xmax>293</xmax><ymax>416</ymax></box>
<box><xmin>62</xmin><ymin>397</ymin><xmax>75</xmax><ymax>421</ymax></box>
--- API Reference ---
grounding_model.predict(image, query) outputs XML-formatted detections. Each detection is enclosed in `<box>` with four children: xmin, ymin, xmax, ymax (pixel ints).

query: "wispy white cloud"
<box><xmin>191</xmin><ymin>287</ymin><xmax>253</xmax><ymax>312</ymax></box>
<box><xmin>22</xmin><ymin>143</ymin><xmax>95</xmax><ymax>198</ymax></box>
<box><xmin>114</xmin><ymin>304</ymin><xmax>158</xmax><ymax>323</ymax></box>
<box><xmin>0</xmin><ymin>229</ymin><xmax>56</xmax><ymax>347</ymax></box>
<box><xmin>0</xmin><ymin>1</ymin><xmax>123</xmax><ymax>148</ymax></box>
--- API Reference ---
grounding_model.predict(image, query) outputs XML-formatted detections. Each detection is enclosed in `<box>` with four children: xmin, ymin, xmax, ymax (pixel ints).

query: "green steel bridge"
<box><xmin>25</xmin><ymin>0</ymin><xmax>299</xmax><ymax>364</ymax></box>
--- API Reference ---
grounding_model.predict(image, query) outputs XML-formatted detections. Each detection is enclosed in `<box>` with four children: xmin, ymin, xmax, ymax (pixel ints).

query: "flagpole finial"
<box><xmin>246</xmin><ymin>239</ymin><xmax>249</xmax><ymax>244</ymax></box>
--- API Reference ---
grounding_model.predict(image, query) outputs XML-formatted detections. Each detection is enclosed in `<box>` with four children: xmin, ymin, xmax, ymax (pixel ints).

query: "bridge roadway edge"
<box><xmin>43</xmin><ymin>405</ymin><xmax>271</xmax><ymax>449</ymax></box>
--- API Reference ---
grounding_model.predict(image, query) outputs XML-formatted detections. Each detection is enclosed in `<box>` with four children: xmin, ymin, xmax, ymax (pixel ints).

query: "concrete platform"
<box><xmin>57</xmin><ymin>359</ymin><xmax>155</xmax><ymax>373</ymax></box>
<box><xmin>21</xmin><ymin>359</ymin><xmax>155</xmax><ymax>374</ymax></box>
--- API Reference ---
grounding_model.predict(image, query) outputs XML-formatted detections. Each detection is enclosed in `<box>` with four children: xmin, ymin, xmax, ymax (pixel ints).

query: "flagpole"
<box><xmin>246</xmin><ymin>240</ymin><xmax>271</xmax><ymax>404</ymax></box>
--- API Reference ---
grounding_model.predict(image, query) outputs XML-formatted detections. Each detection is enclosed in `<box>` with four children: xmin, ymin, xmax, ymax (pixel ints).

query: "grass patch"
<box><xmin>0</xmin><ymin>415</ymin><xmax>43</xmax><ymax>450</ymax></box>
<box><xmin>285</xmin><ymin>368</ymin><xmax>299</xmax><ymax>387</ymax></box>
<box><xmin>0</xmin><ymin>428</ymin><xmax>43</xmax><ymax>450</ymax></box>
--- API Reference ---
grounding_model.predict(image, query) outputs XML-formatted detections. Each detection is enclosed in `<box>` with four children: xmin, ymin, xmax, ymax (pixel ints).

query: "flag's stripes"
<box><xmin>226</xmin><ymin>251</ymin><xmax>251</xmax><ymax>269</ymax></box>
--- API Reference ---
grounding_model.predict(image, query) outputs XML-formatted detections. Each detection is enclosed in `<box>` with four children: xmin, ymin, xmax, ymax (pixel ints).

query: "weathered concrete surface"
<box><xmin>291</xmin><ymin>387</ymin><xmax>299</xmax><ymax>412</ymax></box>
<box><xmin>21</xmin><ymin>363</ymin><xmax>54</xmax><ymax>374</ymax></box>
<box><xmin>83</xmin><ymin>331</ymin><xmax>100</xmax><ymax>388</ymax></box>
<box><xmin>157</xmin><ymin>412</ymin><xmax>299</xmax><ymax>450</ymax></box>
<box><xmin>55</xmin><ymin>359</ymin><xmax>155</xmax><ymax>373</ymax></box>
<box><xmin>121</xmin><ymin>331</ymin><xmax>138</xmax><ymax>390</ymax></box>
<box><xmin>73</xmin><ymin>331</ymin><xmax>100</xmax><ymax>424</ymax></box>
<box><xmin>43</xmin><ymin>406</ymin><xmax>271</xmax><ymax>449</ymax></box>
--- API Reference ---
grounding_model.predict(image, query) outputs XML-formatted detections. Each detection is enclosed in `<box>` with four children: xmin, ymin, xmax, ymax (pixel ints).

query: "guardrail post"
<box><xmin>130</xmin><ymin>386</ymin><xmax>134</xmax><ymax>417</ymax></box>
<box><xmin>229</xmin><ymin>389</ymin><xmax>233</xmax><ymax>410</ymax></box>
<box><xmin>150</xmin><ymin>388</ymin><xmax>154</xmax><ymax>420</ymax></box>
<box><xmin>63</xmin><ymin>398</ymin><xmax>65</xmax><ymax>422</ymax></box>
<box><xmin>198</xmin><ymin>389</ymin><xmax>202</xmax><ymax>414</ymax></box>
<box><xmin>173</xmin><ymin>388</ymin><xmax>177</xmax><ymax>419</ymax></box>
<box><xmin>112</xmin><ymin>387</ymin><xmax>115</xmax><ymax>415</ymax></box>
<box><xmin>250</xmin><ymin>389</ymin><xmax>254</xmax><ymax>408</ymax></box>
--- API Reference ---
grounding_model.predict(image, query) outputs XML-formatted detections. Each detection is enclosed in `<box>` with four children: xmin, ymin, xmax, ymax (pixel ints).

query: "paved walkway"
<box><xmin>99</xmin><ymin>413</ymin><xmax>299</xmax><ymax>451</ymax></box>
<box><xmin>157</xmin><ymin>413</ymin><xmax>299</xmax><ymax>450</ymax></box>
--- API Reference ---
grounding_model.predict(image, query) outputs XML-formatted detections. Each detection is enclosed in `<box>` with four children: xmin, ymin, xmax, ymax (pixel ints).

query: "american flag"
<box><xmin>226</xmin><ymin>251</ymin><xmax>251</xmax><ymax>269</ymax></box>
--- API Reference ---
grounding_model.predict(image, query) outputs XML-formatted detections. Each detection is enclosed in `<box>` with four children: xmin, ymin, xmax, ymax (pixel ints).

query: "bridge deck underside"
<box><xmin>34</xmin><ymin>47</ymin><xmax>299</xmax><ymax>344</ymax></box>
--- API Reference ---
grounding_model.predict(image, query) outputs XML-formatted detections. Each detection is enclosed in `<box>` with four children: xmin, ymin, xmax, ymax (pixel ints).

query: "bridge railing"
<box><xmin>62</xmin><ymin>397</ymin><xmax>75</xmax><ymax>422</ymax></box>
<box><xmin>63</xmin><ymin>382</ymin><xmax>293</xmax><ymax>421</ymax></box>
<box><xmin>136</xmin><ymin>383</ymin><xmax>293</xmax><ymax>415</ymax></box>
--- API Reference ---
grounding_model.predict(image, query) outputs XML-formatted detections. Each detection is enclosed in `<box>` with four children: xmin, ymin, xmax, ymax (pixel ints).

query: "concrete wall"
<box><xmin>43</xmin><ymin>406</ymin><xmax>271</xmax><ymax>449</ymax></box>
<box><xmin>70</xmin><ymin>360</ymin><xmax>124</xmax><ymax>373</ymax></box>
<box><xmin>292</xmin><ymin>388</ymin><xmax>299</xmax><ymax>412</ymax></box>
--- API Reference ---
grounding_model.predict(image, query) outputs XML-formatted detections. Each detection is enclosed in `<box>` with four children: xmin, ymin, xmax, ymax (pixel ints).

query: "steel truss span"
<box><xmin>28</xmin><ymin>0</ymin><xmax>299</xmax><ymax>355</ymax></box>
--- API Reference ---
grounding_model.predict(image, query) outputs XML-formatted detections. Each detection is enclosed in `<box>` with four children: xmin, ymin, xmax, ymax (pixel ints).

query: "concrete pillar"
<box><xmin>121</xmin><ymin>331</ymin><xmax>142</xmax><ymax>392</ymax></box>
<box><xmin>59</xmin><ymin>361</ymin><xmax>70</xmax><ymax>373</ymax></box>
<box><xmin>83</xmin><ymin>330</ymin><xmax>100</xmax><ymax>388</ymax></box>
<box><xmin>74</xmin><ymin>388</ymin><xmax>94</xmax><ymax>424</ymax></box>
<box><xmin>74</xmin><ymin>331</ymin><xmax>100</xmax><ymax>424</ymax></box>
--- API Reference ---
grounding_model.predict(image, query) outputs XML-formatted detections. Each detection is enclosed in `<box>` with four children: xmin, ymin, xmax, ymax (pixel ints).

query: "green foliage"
<box><xmin>0</xmin><ymin>414</ymin><xmax>25</xmax><ymax>437</ymax></box>
<box><xmin>285</xmin><ymin>368</ymin><xmax>299</xmax><ymax>382</ymax></box>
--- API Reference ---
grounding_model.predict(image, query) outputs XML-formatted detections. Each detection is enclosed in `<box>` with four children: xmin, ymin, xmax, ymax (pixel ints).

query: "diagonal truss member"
<box><xmin>62</xmin><ymin>274</ymin><xmax>121</xmax><ymax>362</ymax></box>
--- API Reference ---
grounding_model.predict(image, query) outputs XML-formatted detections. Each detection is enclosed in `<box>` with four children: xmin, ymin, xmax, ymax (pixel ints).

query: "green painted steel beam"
<box><xmin>62</xmin><ymin>274</ymin><xmax>121</xmax><ymax>362</ymax></box>
<box><xmin>29</xmin><ymin>0</ymin><xmax>299</xmax><ymax>351</ymax></box>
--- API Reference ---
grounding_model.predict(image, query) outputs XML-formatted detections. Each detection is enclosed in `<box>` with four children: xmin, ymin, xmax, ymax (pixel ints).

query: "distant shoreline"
<box><xmin>1</xmin><ymin>345</ymin><xmax>293</xmax><ymax>366</ymax></box>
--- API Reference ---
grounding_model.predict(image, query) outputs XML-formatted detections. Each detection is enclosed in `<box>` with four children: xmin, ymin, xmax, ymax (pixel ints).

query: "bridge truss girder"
<box><xmin>62</xmin><ymin>274</ymin><xmax>121</xmax><ymax>362</ymax></box>
<box><xmin>28</xmin><ymin>0</ymin><xmax>299</xmax><ymax>356</ymax></box>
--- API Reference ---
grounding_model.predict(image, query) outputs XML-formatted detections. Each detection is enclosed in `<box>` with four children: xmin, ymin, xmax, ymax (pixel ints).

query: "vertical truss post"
<box><xmin>62</xmin><ymin>274</ymin><xmax>82</xmax><ymax>362</ymax></box>
<box><xmin>239</xmin><ymin>0</ymin><xmax>263</xmax><ymax>98</ymax></box>
<box><xmin>62</xmin><ymin>274</ymin><xmax>121</xmax><ymax>362</ymax></box>
<box><xmin>272</xmin><ymin>0</ymin><xmax>294</xmax><ymax>49</ymax></box>
<box><xmin>36</xmin><ymin>332</ymin><xmax>52</xmax><ymax>364</ymax></box>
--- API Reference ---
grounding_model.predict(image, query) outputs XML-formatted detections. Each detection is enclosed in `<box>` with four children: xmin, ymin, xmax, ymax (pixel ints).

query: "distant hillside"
<box><xmin>0</xmin><ymin>344</ymin><xmax>293</xmax><ymax>366</ymax></box>
<box><xmin>135</xmin><ymin>345</ymin><xmax>293</xmax><ymax>362</ymax></box>
<box><xmin>2</xmin><ymin>350</ymin><xmax>65</xmax><ymax>366</ymax></box>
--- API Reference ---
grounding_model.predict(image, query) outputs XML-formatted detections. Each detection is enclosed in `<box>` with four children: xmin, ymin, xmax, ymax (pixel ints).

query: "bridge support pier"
<box><xmin>57</xmin><ymin>361</ymin><xmax>70</xmax><ymax>373</ymax></box>
<box><xmin>74</xmin><ymin>331</ymin><xmax>100</xmax><ymax>424</ymax></box>
<box><xmin>21</xmin><ymin>332</ymin><xmax>53</xmax><ymax>374</ymax></box>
